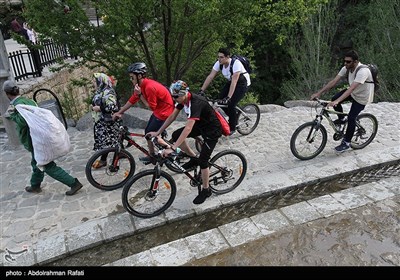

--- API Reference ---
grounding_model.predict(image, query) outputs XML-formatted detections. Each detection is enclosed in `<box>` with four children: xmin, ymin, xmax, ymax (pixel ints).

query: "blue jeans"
<box><xmin>331</xmin><ymin>90</ymin><xmax>365</xmax><ymax>143</ymax></box>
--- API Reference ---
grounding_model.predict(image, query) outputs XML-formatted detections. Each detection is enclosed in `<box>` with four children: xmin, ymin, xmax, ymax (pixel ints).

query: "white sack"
<box><xmin>15</xmin><ymin>104</ymin><xmax>71</xmax><ymax>166</ymax></box>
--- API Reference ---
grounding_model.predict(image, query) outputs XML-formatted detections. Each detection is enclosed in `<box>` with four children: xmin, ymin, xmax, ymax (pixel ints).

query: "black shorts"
<box><xmin>171</xmin><ymin>126</ymin><xmax>218</xmax><ymax>169</ymax></box>
<box><xmin>145</xmin><ymin>114</ymin><xmax>165</xmax><ymax>134</ymax></box>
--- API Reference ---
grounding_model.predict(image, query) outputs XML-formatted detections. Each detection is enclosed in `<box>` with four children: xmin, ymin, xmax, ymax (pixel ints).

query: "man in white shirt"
<box><xmin>199</xmin><ymin>48</ymin><xmax>251</xmax><ymax>135</ymax></box>
<box><xmin>311</xmin><ymin>50</ymin><xmax>374</xmax><ymax>152</ymax></box>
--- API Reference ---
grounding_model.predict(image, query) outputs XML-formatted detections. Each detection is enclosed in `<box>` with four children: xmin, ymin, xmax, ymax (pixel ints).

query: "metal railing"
<box><xmin>8</xmin><ymin>39</ymin><xmax>75</xmax><ymax>81</ymax></box>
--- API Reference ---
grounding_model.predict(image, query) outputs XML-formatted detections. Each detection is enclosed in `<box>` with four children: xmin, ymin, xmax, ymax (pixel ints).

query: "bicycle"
<box><xmin>85</xmin><ymin>126</ymin><xmax>190</xmax><ymax>190</ymax></box>
<box><xmin>194</xmin><ymin>96</ymin><xmax>261</xmax><ymax>152</ymax></box>
<box><xmin>121</xmin><ymin>137</ymin><xmax>247</xmax><ymax>218</ymax></box>
<box><xmin>290</xmin><ymin>98</ymin><xmax>378</xmax><ymax>160</ymax></box>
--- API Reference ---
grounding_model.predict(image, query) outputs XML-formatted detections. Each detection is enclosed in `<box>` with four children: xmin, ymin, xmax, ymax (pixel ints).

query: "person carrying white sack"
<box><xmin>2</xmin><ymin>80</ymin><xmax>83</xmax><ymax>195</ymax></box>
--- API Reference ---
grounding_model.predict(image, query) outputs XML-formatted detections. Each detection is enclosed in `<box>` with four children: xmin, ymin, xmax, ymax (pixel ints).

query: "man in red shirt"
<box><xmin>113</xmin><ymin>62</ymin><xmax>174</xmax><ymax>163</ymax></box>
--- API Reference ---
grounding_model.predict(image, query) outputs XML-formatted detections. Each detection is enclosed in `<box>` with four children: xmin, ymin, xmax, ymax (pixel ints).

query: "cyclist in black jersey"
<box><xmin>147</xmin><ymin>80</ymin><xmax>222</xmax><ymax>204</ymax></box>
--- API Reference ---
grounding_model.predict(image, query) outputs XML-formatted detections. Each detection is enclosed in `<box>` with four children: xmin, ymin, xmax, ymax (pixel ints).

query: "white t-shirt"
<box><xmin>338</xmin><ymin>63</ymin><xmax>374</xmax><ymax>105</ymax></box>
<box><xmin>213</xmin><ymin>58</ymin><xmax>251</xmax><ymax>86</ymax></box>
<box><xmin>27</xmin><ymin>28</ymin><xmax>36</xmax><ymax>44</ymax></box>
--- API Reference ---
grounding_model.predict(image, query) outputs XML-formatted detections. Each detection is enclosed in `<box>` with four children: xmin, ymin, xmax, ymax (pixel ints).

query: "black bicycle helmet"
<box><xmin>127</xmin><ymin>62</ymin><xmax>147</xmax><ymax>74</ymax></box>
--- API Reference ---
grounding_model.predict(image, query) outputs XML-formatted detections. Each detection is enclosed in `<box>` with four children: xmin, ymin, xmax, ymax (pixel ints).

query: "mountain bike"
<box><xmin>194</xmin><ymin>96</ymin><xmax>261</xmax><ymax>152</ymax></box>
<box><xmin>121</xmin><ymin>137</ymin><xmax>247</xmax><ymax>218</ymax></box>
<box><xmin>85</xmin><ymin>126</ymin><xmax>189</xmax><ymax>191</ymax></box>
<box><xmin>212</xmin><ymin>98</ymin><xmax>260</xmax><ymax>136</ymax></box>
<box><xmin>290</xmin><ymin>98</ymin><xmax>378</xmax><ymax>160</ymax></box>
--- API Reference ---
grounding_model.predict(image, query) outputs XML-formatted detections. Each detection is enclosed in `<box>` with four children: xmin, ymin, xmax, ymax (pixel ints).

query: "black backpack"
<box><xmin>346</xmin><ymin>64</ymin><xmax>380</xmax><ymax>94</ymax></box>
<box><xmin>220</xmin><ymin>55</ymin><xmax>253</xmax><ymax>75</ymax></box>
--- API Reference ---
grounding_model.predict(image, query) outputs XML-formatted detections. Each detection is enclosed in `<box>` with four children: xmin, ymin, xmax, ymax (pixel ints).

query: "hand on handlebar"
<box><xmin>161</xmin><ymin>148</ymin><xmax>174</xmax><ymax>158</ymax></box>
<box><xmin>310</xmin><ymin>93</ymin><xmax>320</xmax><ymax>101</ymax></box>
<box><xmin>145</xmin><ymin>131</ymin><xmax>158</xmax><ymax>140</ymax></box>
<box><xmin>219</xmin><ymin>96</ymin><xmax>231</xmax><ymax>105</ymax></box>
<box><xmin>327</xmin><ymin>100</ymin><xmax>338</xmax><ymax>108</ymax></box>
<box><xmin>112</xmin><ymin>112</ymin><xmax>122</xmax><ymax>121</ymax></box>
<box><xmin>197</xmin><ymin>90</ymin><xmax>206</xmax><ymax>96</ymax></box>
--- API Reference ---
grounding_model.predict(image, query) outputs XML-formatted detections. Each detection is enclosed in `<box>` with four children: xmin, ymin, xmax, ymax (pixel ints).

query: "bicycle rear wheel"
<box><xmin>209</xmin><ymin>149</ymin><xmax>247</xmax><ymax>194</ymax></box>
<box><xmin>121</xmin><ymin>170</ymin><xmax>176</xmax><ymax>218</ymax></box>
<box><xmin>85</xmin><ymin>147</ymin><xmax>136</xmax><ymax>190</ymax></box>
<box><xmin>236</xmin><ymin>104</ymin><xmax>261</xmax><ymax>135</ymax></box>
<box><xmin>290</xmin><ymin>122</ymin><xmax>328</xmax><ymax>160</ymax></box>
<box><xmin>350</xmin><ymin>113</ymin><xmax>378</xmax><ymax>149</ymax></box>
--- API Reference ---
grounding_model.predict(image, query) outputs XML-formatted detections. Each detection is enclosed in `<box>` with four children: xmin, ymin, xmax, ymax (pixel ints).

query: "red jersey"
<box><xmin>128</xmin><ymin>78</ymin><xmax>174</xmax><ymax>120</ymax></box>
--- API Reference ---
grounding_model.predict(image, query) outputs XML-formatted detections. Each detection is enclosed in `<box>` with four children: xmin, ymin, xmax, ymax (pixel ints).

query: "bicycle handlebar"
<box><xmin>200</xmin><ymin>94</ymin><xmax>226</xmax><ymax>107</ymax></box>
<box><xmin>312</xmin><ymin>98</ymin><xmax>329</xmax><ymax>107</ymax></box>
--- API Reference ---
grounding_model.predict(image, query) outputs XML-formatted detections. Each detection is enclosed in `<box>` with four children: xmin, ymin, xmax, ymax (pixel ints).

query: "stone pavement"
<box><xmin>0</xmin><ymin>99</ymin><xmax>399</xmax><ymax>266</ymax></box>
<box><xmin>111</xmin><ymin>178</ymin><xmax>400</xmax><ymax>266</ymax></box>
<box><xmin>2</xmin><ymin>36</ymin><xmax>400</xmax><ymax>267</ymax></box>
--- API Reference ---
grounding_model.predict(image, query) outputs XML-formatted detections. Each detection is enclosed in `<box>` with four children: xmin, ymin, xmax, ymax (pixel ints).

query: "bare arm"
<box><xmin>200</xmin><ymin>69</ymin><xmax>218</xmax><ymax>91</ymax></box>
<box><xmin>112</xmin><ymin>100</ymin><xmax>133</xmax><ymax>120</ymax></box>
<box><xmin>147</xmin><ymin>108</ymin><xmax>180</xmax><ymax>138</ymax></box>
<box><xmin>228</xmin><ymin>71</ymin><xmax>241</xmax><ymax>98</ymax></box>
<box><xmin>310</xmin><ymin>75</ymin><xmax>342</xmax><ymax>100</ymax></box>
<box><xmin>328</xmin><ymin>82</ymin><xmax>361</xmax><ymax>108</ymax></box>
<box><xmin>172</xmin><ymin>119</ymin><xmax>195</xmax><ymax>149</ymax></box>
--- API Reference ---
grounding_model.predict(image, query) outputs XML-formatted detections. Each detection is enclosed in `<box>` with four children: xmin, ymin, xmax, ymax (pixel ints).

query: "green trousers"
<box><xmin>30</xmin><ymin>151</ymin><xmax>75</xmax><ymax>188</ymax></box>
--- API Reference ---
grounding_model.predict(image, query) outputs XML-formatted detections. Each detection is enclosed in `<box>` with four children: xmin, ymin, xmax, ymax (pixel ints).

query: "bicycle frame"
<box><xmin>312</xmin><ymin>100</ymin><xmax>348</xmax><ymax>134</ymax></box>
<box><xmin>150</xmin><ymin>139</ymin><xmax>233</xmax><ymax>191</ymax></box>
<box><xmin>117</xmin><ymin>126</ymin><xmax>168</xmax><ymax>160</ymax></box>
<box><xmin>100</xmin><ymin>128</ymin><xmax>152</xmax><ymax>174</ymax></box>
<box><xmin>120</xmin><ymin>129</ymin><xmax>151</xmax><ymax>157</ymax></box>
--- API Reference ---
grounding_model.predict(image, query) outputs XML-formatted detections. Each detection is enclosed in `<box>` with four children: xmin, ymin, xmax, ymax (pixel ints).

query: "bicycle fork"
<box><xmin>307</xmin><ymin>117</ymin><xmax>322</xmax><ymax>142</ymax></box>
<box><xmin>148</xmin><ymin>165</ymin><xmax>162</xmax><ymax>198</ymax></box>
<box><xmin>109</xmin><ymin>147</ymin><xmax>125</xmax><ymax>172</ymax></box>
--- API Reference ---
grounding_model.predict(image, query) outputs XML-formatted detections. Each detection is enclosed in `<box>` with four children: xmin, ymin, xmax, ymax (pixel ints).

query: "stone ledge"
<box><xmin>75</xmin><ymin>106</ymin><xmax>187</xmax><ymax>131</ymax></box>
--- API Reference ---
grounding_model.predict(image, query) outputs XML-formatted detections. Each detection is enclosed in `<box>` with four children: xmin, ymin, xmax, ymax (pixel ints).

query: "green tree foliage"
<box><xmin>351</xmin><ymin>0</ymin><xmax>400</xmax><ymax>101</ymax></box>
<box><xmin>22</xmin><ymin>0</ymin><xmax>328</xmax><ymax>103</ymax></box>
<box><xmin>280</xmin><ymin>0</ymin><xmax>340</xmax><ymax>101</ymax></box>
<box><xmin>280</xmin><ymin>0</ymin><xmax>400</xmax><ymax>102</ymax></box>
<box><xmin>246</xmin><ymin>0</ymin><xmax>329</xmax><ymax>104</ymax></box>
<box><xmin>23</xmin><ymin>0</ymin><xmax>254</xmax><ymax>99</ymax></box>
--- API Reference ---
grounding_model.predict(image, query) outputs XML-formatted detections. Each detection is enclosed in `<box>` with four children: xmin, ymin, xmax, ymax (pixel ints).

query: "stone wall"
<box><xmin>20</xmin><ymin>62</ymin><xmax>105</xmax><ymax>122</ymax></box>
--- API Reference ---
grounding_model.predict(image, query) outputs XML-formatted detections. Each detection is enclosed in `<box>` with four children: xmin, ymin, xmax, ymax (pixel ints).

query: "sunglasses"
<box><xmin>344</xmin><ymin>60</ymin><xmax>353</xmax><ymax>64</ymax></box>
<box><xmin>171</xmin><ymin>95</ymin><xmax>180</xmax><ymax>99</ymax></box>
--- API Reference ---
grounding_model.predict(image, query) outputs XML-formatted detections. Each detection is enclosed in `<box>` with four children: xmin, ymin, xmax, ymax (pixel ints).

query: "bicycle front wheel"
<box><xmin>85</xmin><ymin>147</ymin><xmax>136</xmax><ymax>191</ymax></box>
<box><xmin>290</xmin><ymin>122</ymin><xmax>328</xmax><ymax>160</ymax></box>
<box><xmin>351</xmin><ymin>113</ymin><xmax>378</xmax><ymax>149</ymax></box>
<box><xmin>209</xmin><ymin>149</ymin><xmax>247</xmax><ymax>194</ymax></box>
<box><xmin>236</xmin><ymin>104</ymin><xmax>261</xmax><ymax>135</ymax></box>
<box><xmin>121</xmin><ymin>169</ymin><xmax>176</xmax><ymax>218</ymax></box>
